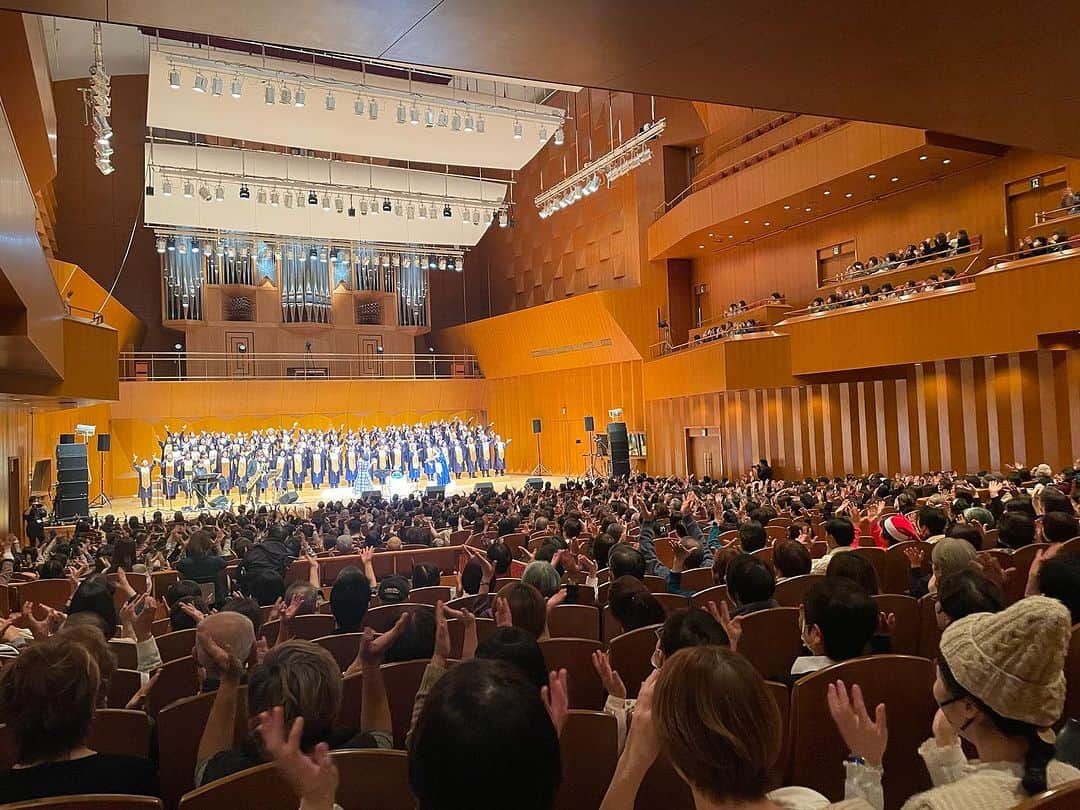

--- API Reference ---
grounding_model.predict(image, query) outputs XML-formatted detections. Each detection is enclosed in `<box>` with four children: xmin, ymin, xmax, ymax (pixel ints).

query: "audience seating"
<box><xmin>447</xmin><ymin>529</ymin><xmax>470</xmax><ymax>545</ymax></box>
<box><xmin>314</xmin><ymin>632</ymin><xmax>362</xmax><ymax>671</ymax></box>
<box><xmin>774</xmin><ymin>574</ymin><xmax>824</xmax><ymax>607</ymax></box>
<box><xmin>634</xmin><ymin>751</ymin><xmax>694</xmax><ymax>810</ymax></box>
<box><xmin>151</xmin><ymin>617</ymin><xmax>172</xmax><ymax>636</ymax></box>
<box><xmin>540</xmin><ymin>638</ymin><xmax>605</xmax><ymax>710</ymax></box>
<box><xmin>1004</xmin><ymin>543</ymin><xmax>1050</xmax><ymax>605</ymax></box>
<box><xmin>809</xmin><ymin>540</ymin><xmax>828</xmax><ymax>559</ymax></box>
<box><xmin>150</xmin><ymin>570</ymin><xmax>180</xmax><ymax>596</ymax></box>
<box><xmin>1015</xmin><ymin>780</ymin><xmax>1080</xmax><ymax>808</ymax></box>
<box><xmin>338</xmin><ymin>671</ymin><xmax>362</xmax><ymax>727</ymax></box>
<box><xmin>596</xmin><ymin>581</ymin><xmax>611</xmax><ymax>606</ymax></box>
<box><xmin>361</xmin><ymin>603</ymin><xmax>434</xmax><ymax>633</ymax></box>
<box><xmin>445</xmin><ymin>593</ymin><xmax>487</xmax><ymax>611</ymax></box>
<box><xmin>765</xmin><ymin>680</ymin><xmax>791</xmax><ymax>784</ymax></box>
<box><xmin>883</xmin><ymin>542</ymin><xmax>931</xmax><ymax>594</ymax></box>
<box><xmin>556</xmin><ymin>711</ymin><xmax>619</xmax><ymax>810</ymax></box>
<box><xmin>652</xmin><ymin>592</ymin><xmax>690</xmax><ymax>615</ymax></box>
<box><xmin>642</xmin><ymin>575</ymin><xmax>667</xmax><ymax>594</ymax></box>
<box><xmin>260</xmin><ymin>613</ymin><xmax>337</xmax><ymax>645</ymax></box>
<box><xmin>765</xmin><ymin>525</ymin><xmax>788</xmax><ymax>542</ymax></box>
<box><xmin>11</xmin><ymin>578</ymin><xmax>73</xmax><ymax>611</ymax></box>
<box><xmin>872</xmin><ymin>594</ymin><xmax>920</xmax><ymax>656</ymax></box>
<box><xmin>735</xmin><ymin>607</ymin><xmax>803</xmax><ymax>679</ymax></box>
<box><xmin>4</xmin><ymin>799</ymin><xmax>163</xmax><ymax>810</ymax></box>
<box><xmin>981</xmin><ymin>529</ymin><xmax>1000</xmax><ymax>550</ymax></box>
<box><xmin>86</xmin><ymin>708</ymin><xmax>153</xmax><ymax>760</ymax></box>
<box><xmin>381</xmin><ymin>658</ymin><xmax>435</xmax><ymax>748</ymax></box>
<box><xmin>751</xmin><ymin>546</ymin><xmax>774</xmax><ymax>566</ymax></box>
<box><xmin>1065</xmin><ymin>624</ymin><xmax>1080</xmax><ymax>722</ymax></box>
<box><xmin>851</xmin><ymin>547</ymin><xmax>887</xmax><ymax>589</ymax></box>
<box><xmin>689</xmin><ymin>584</ymin><xmax>731</xmax><ymax>609</ymax></box>
<box><xmin>917</xmin><ymin>594</ymin><xmax>943</xmax><ymax>660</ymax></box>
<box><xmin>107</xmin><ymin>668</ymin><xmax>143</xmax><ymax>709</ymax></box>
<box><xmin>404</xmin><ymin>585</ymin><xmax>452</xmax><ymax>606</ymax></box>
<box><xmin>157</xmin><ymin>688</ymin><xmax>248</xmax><ymax>810</ymax></box>
<box><xmin>179</xmin><ymin>749</ymin><xmax>413</xmax><ymax>810</ymax></box>
<box><xmin>788</xmin><ymin>655</ymin><xmax>936</xmax><ymax>809</ymax></box>
<box><xmin>155</xmin><ymin>628</ymin><xmax>197</xmax><ymax>663</ymax></box>
<box><xmin>609</xmin><ymin>624</ymin><xmax>662</xmax><ymax>699</ymax></box>
<box><xmin>107</xmin><ymin>638</ymin><xmax>139</xmax><ymax>670</ymax></box>
<box><xmin>146</xmin><ymin>656</ymin><xmax>199</xmax><ymax>717</ymax></box>
<box><xmin>493</xmin><ymin>577</ymin><xmax>519</xmax><ymax>591</ymax></box>
<box><xmin>676</xmin><ymin>567</ymin><xmax>713</xmax><ymax>592</ymax></box>
<box><xmin>547</xmin><ymin>604</ymin><xmax>601</xmax><ymax>640</ymax></box>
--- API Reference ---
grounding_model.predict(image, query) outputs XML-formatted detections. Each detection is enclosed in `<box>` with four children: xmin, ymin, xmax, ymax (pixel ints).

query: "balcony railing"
<box><xmin>120</xmin><ymin>351</ymin><xmax>481</xmax><ymax>381</ymax></box>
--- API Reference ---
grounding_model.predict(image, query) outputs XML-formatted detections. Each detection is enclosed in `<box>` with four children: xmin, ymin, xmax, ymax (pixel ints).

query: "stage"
<box><xmin>89</xmin><ymin>473</ymin><xmax>571</xmax><ymax>519</ymax></box>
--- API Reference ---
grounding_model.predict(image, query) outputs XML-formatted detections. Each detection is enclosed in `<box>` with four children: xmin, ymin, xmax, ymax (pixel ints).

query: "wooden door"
<box><xmin>358</xmin><ymin>335</ymin><xmax>382</xmax><ymax>377</ymax></box>
<box><xmin>225</xmin><ymin>331</ymin><xmax>254</xmax><ymax>377</ymax></box>
<box><xmin>686</xmin><ymin>430</ymin><xmax>721</xmax><ymax>479</ymax></box>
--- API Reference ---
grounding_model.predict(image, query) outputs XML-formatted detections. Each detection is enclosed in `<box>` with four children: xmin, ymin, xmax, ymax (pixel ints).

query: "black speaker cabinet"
<box><xmin>584</xmin><ymin>415</ymin><xmax>595</xmax><ymax>433</ymax></box>
<box><xmin>59</xmin><ymin>434</ymin><xmax>76</xmax><ymax>444</ymax></box>
<box><xmin>57</xmin><ymin>467</ymin><xmax>90</xmax><ymax>484</ymax></box>
<box><xmin>526</xmin><ymin>477</ymin><xmax>544</xmax><ymax>490</ymax></box>
<box><xmin>607</xmin><ymin>422</ymin><xmax>631</xmax><ymax>477</ymax></box>
<box><xmin>425</xmin><ymin>486</ymin><xmax>446</xmax><ymax>498</ymax></box>
<box><xmin>96</xmin><ymin>433</ymin><xmax>111</xmax><ymax>452</ymax></box>
<box><xmin>57</xmin><ymin>480</ymin><xmax>89</xmax><ymax>499</ymax></box>
<box><xmin>532</xmin><ymin>419</ymin><xmax>542</xmax><ymax>434</ymax></box>
<box><xmin>474</xmin><ymin>482</ymin><xmax>494</xmax><ymax>493</ymax></box>
<box><xmin>56</xmin><ymin>495</ymin><xmax>89</xmax><ymax>519</ymax></box>
<box><xmin>277</xmin><ymin>491</ymin><xmax>300</xmax><ymax>504</ymax></box>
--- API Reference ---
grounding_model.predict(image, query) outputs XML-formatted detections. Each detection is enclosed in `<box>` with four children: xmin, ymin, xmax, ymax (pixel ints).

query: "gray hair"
<box><xmin>522</xmin><ymin>561</ymin><xmax>561</xmax><ymax>598</ymax></box>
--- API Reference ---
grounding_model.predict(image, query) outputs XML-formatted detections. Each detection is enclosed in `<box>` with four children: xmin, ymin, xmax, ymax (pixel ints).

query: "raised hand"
<box><xmin>541</xmin><ymin>668</ymin><xmax>569</xmax><ymax>736</ymax></box>
<box><xmin>624</xmin><ymin>668</ymin><xmax>662</xmax><ymax>766</ymax></box>
<box><xmin>826</xmin><ymin>680</ymin><xmax>888</xmax><ymax>767</ymax></box>
<box><xmin>198</xmin><ymin>624</ymin><xmax>246</xmax><ymax>683</ymax></box>
<box><xmin>357</xmin><ymin>612</ymin><xmax>409</xmax><ymax>667</ymax></box>
<box><xmin>257</xmin><ymin>708</ymin><xmax>339</xmax><ymax>810</ymax></box>
<box><xmin>125</xmin><ymin>668</ymin><xmax>162</xmax><ymax>710</ymax></box>
<box><xmin>591</xmin><ymin>650</ymin><xmax>626</xmax><ymax>699</ymax></box>
<box><xmin>494</xmin><ymin>595</ymin><xmax>513</xmax><ymax>628</ymax></box>
<box><xmin>178</xmin><ymin>599</ymin><xmax>206</xmax><ymax>625</ymax></box>
<box><xmin>707</xmin><ymin>600</ymin><xmax>743</xmax><ymax>652</ymax></box>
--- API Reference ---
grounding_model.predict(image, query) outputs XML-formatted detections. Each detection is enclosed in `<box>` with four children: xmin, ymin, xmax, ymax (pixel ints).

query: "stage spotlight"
<box><xmin>335</xmin><ymin>195</ymin><xmax>345</xmax><ymax>213</ymax></box>
<box><xmin>309</xmin><ymin>247</ymin><xmax>318</xmax><ymax>260</ymax></box>
<box><xmin>382</xmin><ymin>197</ymin><xmax>392</xmax><ymax>212</ymax></box>
<box><xmin>294</xmin><ymin>85</ymin><xmax>306</xmax><ymax>107</ymax></box>
<box><xmin>443</xmin><ymin>203</ymin><xmax>452</xmax><ymax>218</ymax></box>
<box><xmin>177</xmin><ymin>240</ymin><xmax>187</xmax><ymax>255</ymax></box>
<box><xmin>256</xmin><ymin>188</ymin><xmax>268</xmax><ymax>205</ymax></box>
<box><xmin>429</xmin><ymin>203</ymin><xmax>438</xmax><ymax>218</ymax></box>
<box><xmin>156</xmin><ymin>237</ymin><xmax>166</xmax><ymax>253</ymax></box>
<box><xmin>308</xmin><ymin>190</ymin><xmax>318</xmax><ymax>206</ymax></box>
<box><xmin>376</xmin><ymin>345</ymin><xmax>384</xmax><ymax>353</ymax></box>
<box><xmin>174</xmin><ymin>342</ymin><xmax>183</xmax><ymax>351</ymax></box>
<box><xmin>418</xmin><ymin>203</ymin><xmax>427</xmax><ymax>219</ymax></box>
<box><xmin>193</xmin><ymin>73</ymin><xmax>207</xmax><ymax>93</ymax></box>
<box><xmin>397</xmin><ymin>102</ymin><xmax>407</xmax><ymax>124</ymax></box>
<box><xmin>406</xmin><ymin>204</ymin><xmax>415</xmax><ymax>220</ymax></box>
<box><xmin>162</xmin><ymin>177</ymin><xmax>172</xmax><ymax>196</ymax></box>
<box><xmin>513</xmin><ymin>120</ymin><xmax>523</xmax><ymax>139</ymax></box>
<box><xmin>472</xmin><ymin>209</ymin><xmax>481</xmax><ymax>225</ymax></box>
<box><xmin>284</xmin><ymin>190</ymin><xmax>293</xmax><ymax>209</ymax></box>
<box><xmin>321</xmin><ymin>194</ymin><xmax>331</xmax><ymax>211</ymax></box>
<box><xmin>424</xmin><ymin>107</ymin><xmax>435</xmax><ymax>127</ymax></box>
<box><xmin>237</xmin><ymin>343</ymin><xmax>247</xmax><ymax>353</ymax></box>
<box><xmin>464</xmin><ymin>113</ymin><xmax>475</xmax><ymax>132</ymax></box>
<box><xmin>239</xmin><ymin>184</ymin><xmax>250</xmax><ymax>199</ymax></box>
<box><xmin>428</xmin><ymin>346</ymin><xmax>435</xmax><ymax>353</ymax></box>
<box><xmin>198</xmin><ymin>184</ymin><xmax>212</xmax><ymax>201</ymax></box>
<box><xmin>264</xmin><ymin>84</ymin><xmax>275</xmax><ymax>105</ymax></box>
<box><xmin>168</xmin><ymin>67</ymin><xmax>181</xmax><ymax>89</ymax></box>
<box><xmin>437</xmin><ymin>109</ymin><xmax>448</xmax><ymax>127</ymax></box>
<box><xmin>230</xmin><ymin>76</ymin><xmax>242</xmax><ymax>98</ymax></box>
<box><xmin>498</xmin><ymin>211</ymin><xmax>508</xmax><ymax>228</ymax></box>
<box><xmin>270</xmin><ymin>189</ymin><xmax>280</xmax><ymax>207</ymax></box>
<box><xmin>216</xmin><ymin>241</ymin><xmax>225</xmax><ymax>257</ymax></box>
<box><xmin>394</xmin><ymin>201</ymin><xmax>403</xmax><ymax>217</ymax></box>
<box><xmin>368</xmin><ymin>98</ymin><xmax>379</xmax><ymax>119</ymax></box>
<box><xmin>359</xmin><ymin>199</ymin><xmax>369</xmax><ymax>215</ymax></box>
<box><xmin>462</xmin><ymin>207</ymin><xmax>470</xmax><ymax>223</ymax></box>
<box><xmin>191</xmin><ymin>241</ymin><xmax>201</xmax><ymax>254</ymax></box>
<box><xmin>166</xmin><ymin>237</ymin><xmax>176</xmax><ymax>252</ymax></box>
<box><xmin>369</xmin><ymin>195</ymin><xmax>379</xmax><ymax>215</ymax></box>
<box><xmin>354</xmin><ymin>96</ymin><xmax>364</xmax><ymax>115</ymax></box>
<box><xmin>211</xmin><ymin>75</ymin><xmax>223</xmax><ymax>96</ymax></box>
<box><xmin>451</xmin><ymin>111</ymin><xmax>462</xmax><ymax>131</ymax></box>
<box><xmin>539</xmin><ymin>125</ymin><xmax>548</xmax><ymax>142</ymax></box>
<box><xmin>279</xmin><ymin>84</ymin><xmax>292</xmax><ymax>105</ymax></box>
<box><xmin>554</xmin><ymin>127</ymin><xmax>565</xmax><ymax>145</ymax></box>
<box><xmin>183</xmin><ymin>180</ymin><xmax>194</xmax><ymax>198</ymax></box>
<box><xmin>325</xmin><ymin>91</ymin><xmax>335</xmax><ymax>111</ymax></box>
<box><xmin>215</xmin><ymin>184</ymin><xmax>225</xmax><ymax>202</ymax></box>
<box><xmin>476</xmin><ymin>115</ymin><xmax>485</xmax><ymax>133</ymax></box>
<box><xmin>409</xmin><ymin>104</ymin><xmax>420</xmax><ymax>125</ymax></box>
<box><xmin>348</xmin><ymin>203</ymin><xmax>356</xmax><ymax>217</ymax></box>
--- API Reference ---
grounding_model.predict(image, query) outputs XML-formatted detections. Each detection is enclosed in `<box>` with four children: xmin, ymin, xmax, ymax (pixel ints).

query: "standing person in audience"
<box><xmin>831</xmin><ymin>596</ymin><xmax>1080</xmax><ymax>808</ymax></box>
<box><xmin>0</xmin><ymin>636</ymin><xmax>159</xmax><ymax>801</ymax></box>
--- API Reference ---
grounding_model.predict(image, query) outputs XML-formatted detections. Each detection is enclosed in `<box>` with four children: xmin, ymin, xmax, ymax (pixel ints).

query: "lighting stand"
<box><xmin>529</xmin><ymin>432</ymin><xmax>550</xmax><ymax>477</ymax></box>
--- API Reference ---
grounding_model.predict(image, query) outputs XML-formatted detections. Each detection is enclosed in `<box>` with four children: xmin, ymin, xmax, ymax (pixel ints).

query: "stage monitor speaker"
<box><xmin>277</xmin><ymin>491</ymin><xmax>299</xmax><ymax>504</ymax></box>
<box><xmin>584</xmin><ymin>416</ymin><xmax>595</xmax><ymax>433</ymax></box>
<box><xmin>474</xmin><ymin>482</ymin><xmax>494</xmax><ymax>493</ymax></box>
<box><xmin>56</xmin><ymin>495</ymin><xmax>89</xmax><ymax>519</ymax></box>
<box><xmin>59</xmin><ymin>434</ymin><xmax>75</xmax><ymax>445</ymax></box>
<box><xmin>532</xmin><ymin>419</ymin><xmax>542</xmax><ymax>434</ymax></box>
<box><xmin>607</xmin><ymin>422</ymin><xmax>631</xmax><ymax>477</ymax></box>
<box><xmin>58</xmin><ymin>480</ymin><xmax>89</xmax><ymax>499</ymax></box>
<box><xmin>57</xmin><ymin>467</ymin><xmax>89</xmax><ymax>485</ymax></box>
<box><xmin>360</xmin><ymin>490</ymin><xmax>382</xmax><ymax>500</ymax></box>
<box><xmin>526</xmin><ymin>477</ymin><xmax>544</xmax><ymax>491</ymax></box>
<box><xmin>96</xmin><ymin>434</ymin><xmax>111</xmax><ymax>452</ymax></box>
<box><xmin>425</xmin><ymin>486</ymin><xmax>446</xmax><ymax>498</ymax></box>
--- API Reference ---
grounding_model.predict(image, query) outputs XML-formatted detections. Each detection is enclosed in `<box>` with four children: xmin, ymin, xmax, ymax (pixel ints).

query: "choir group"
<box><xmin>130</xmin><ymin>418</ymin><xmax>509</xmax><ymax>508</ymax></box>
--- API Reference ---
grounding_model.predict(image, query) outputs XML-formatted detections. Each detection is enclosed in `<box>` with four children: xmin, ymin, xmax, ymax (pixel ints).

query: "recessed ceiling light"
<box><xmin>708</xmin><ymin>232</ymin><xmax>714</xmax><ymax>237</ymax></box>
<box><xmin>763</xmin><ymin>221</ymin><xmax>771</xmax><ymax>226</ymax></box>
<box><xmin>698</xmin><ymin>245</ymin><xmax>705</xmax><ymax>249</ymax></box>
<box><xmin>804</xmin><ymin>207</ymin><xmax>812</xmax><ymax>212</ymax></box>
<box><xmin>743</xmin><ymin>219</ymin><xmax>750</xmax><ymax>224</ymax></box>
<box><xmin>783</xmin><ymin>204</ymin><xmax>791</xmax><ymax>210</ymax></box>
<box><xmin>891</xmin><ymin>176</ymin><xmax>899</xmax><ymax>182</ymax></box>
<box><xmin>823</xmin><ymin>190</ymin><xmax>831</xmax><ymax>196</ymax></box>
<box><xmin>868</xmin><ymin>173</ymin><xmax>877</xmax><ymax>179</ymax></box>
<box><xmin>727</xmin><ymin>234</ymin><xmax>733</xmax><ymax>239</ymax></box>
<box><xmin>845</xmin><ymin>192</ymin><xmax>853</xmax><ymax>198</ymax></box>
<box><xmin>942</xmin><ymin>158</ymin><xmax>952</xmax><ymax>165</ymax></box>
<box><xmin>919</xmin><ymin>155</ymin><xmax>928</xmax><ymax>161</ymax></box>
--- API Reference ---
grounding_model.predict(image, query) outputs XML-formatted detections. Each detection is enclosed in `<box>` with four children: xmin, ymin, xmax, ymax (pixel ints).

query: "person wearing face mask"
<box><xmin>830</xmin><ymin>595</ymin><xmax>1080</xmax><ymax>809</ymax></box>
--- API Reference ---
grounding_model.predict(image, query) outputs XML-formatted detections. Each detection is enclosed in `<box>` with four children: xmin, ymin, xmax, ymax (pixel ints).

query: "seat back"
<box><xmin>337</xmin><ymin>671</ymin><xmax>363</xmax><ymax>728</ymax></box>
<box><xmin>556</xmin><ymin>711</ymin><xmax>619</xmax><ymax>810</ymax></box>
<box><xmin>314</xmin><ymin>632</ymin><xmax>363</xmax><ymax>671</ymax></box>
<box><xmin>146</xmin><ymin>656</ymin><xmax>200</xmax><ymax>718</ymax></box>
<box><xmin>547</xmin><ymin>604</ymin><xmax>600</xmax><ymax>640</ymax></box>
<box><xmin>1015</xmin><ymin>780</ymin><xmax>1080</xmax><ymax>809</ymax></box>
<box><xmin>107</xmin><ymin>639</ymin><xmax>139</xmax><ymax>670</ymax></box>
<box><xmin>446</xmin><ymin>593</ymin><xmax>488</xmax><ymax>612</ymax></box>
<box><xmin>634</xmin><ymin>752</ymin><xmax>694</xmax><ymax>810</ymax></box>
<box><xmin>151</xmin><ymin>617</ymin><xmax>173</xmax><ymax>636</ymax></box>
<box><xmin>179</xmin><ymin>748</ymin><xmax>412</xmax><ymax>810</ymax></box>
<box><xmin>689</xmin><ymin>584</ymin><xmax>730</xmax><ymax>609</ymax></box>
<box><xmin>1065</xmin><ymin>624</ymin><xmax>1080</xmax><ymax>722</ymax></box>
<box><xmin>261</xmin><ymin>613</ymin><xmax>337</xmax><ymax>645</ymax></box>
<box><xmin>107</xmin><ymin>668</ymin><xmax>143</xmax><ymax>709</ymax></box>
<box><xmin>539</xmin><ymin>638</ymin><xmax>605</xmax><ymax>710</ymax></box>
<box><xmin>158</xmin><ymin>688</ymin><xmax>248</xmax><ymax>810</ymax></box>
<box><xmin>361</xmin><ymin>603</ymin><xmax>434</xmax><ymax>633</ymax></box>
<box><xmin>609</xmin><ymin>624</ymin><xmax>662</xmax><ymax>699</ymax></box>
<box><xmin>86</xmin><ymin>708</ymin><xmax>152</xmax><ymax>759</ymax></box>
<box><xmin>12</xmin><ymin>577</ymin><xmax>73</xmax><ymax>611</ymax></box>
<box><xmin>1005</xmin><ymin>543</ymin><xmax>1050</xmax><ymax>605</ymax></box>
<box><xmin>677</xmin><ymin>567</ymin><xmax>713</xmax><ymax>592</ymax></box>
<box><xmin>5</xmin><ymin>798</ymin><xmax>163</xmax><ymax>810</ymax></box>
<box><xmin>752</xmin><ymin>546</ymin><xmax>775</xmax><ymax>566</ymax></box>
<box><xmin>406</xmin><ymin>585</ymin><xmax>453</xmax><ymax>606</ymax></box>
<box><xmin>642</xmin><ymin>575</ymin><xmax>667</xmax><ymax>594</ymax></box>
<box><xmin>917</xmin><ymin>593</ymin><xmax>943</xmax><ymax>660</ymax></box>
<box><xmin>872</xmin><ymin>594</ymin><xmax>920</xmax><ymax>656</ymax></box>
<box><xmin>765</xmin><ymin>680</ymin><xmax>791</xmax><ymax>786</ymax></box>
<box><xmin>736</xmin><ymin>607</ymin><xmax>803</xmax><ymax>680</ymax></box>
<box><xmin>381</xmin><ymin>658</ymin><xmax>435</xmax><ymax>748</ymax></box>
<box><xmin>774</xmin><ymin>574</ymin><xmax>825</xmax><ymax>607</ymax></box>
<box><xmin>653</xmin><ymin>592</ymin><xmax>690</xmax><ymax>616</ymax></box>
<box><xmin>788</xmin><ymin>655</ymin><xmax>935</xmax><ymax>808</ymax></box>
<box><xmin>156</xmin><ymin>628</ymin><xmax>197</xmax><ymax>663</ymax></box>
<box><xmin>765</xmin><ymin>525</ymin><xmax>788</xmax><ymax>542</ymax></box>
<box><xmin>851</xmin><ymin>547</ymin><xmax>886</xmax><ymax>590</ymax></box>
<box><xmin>883</xmin><ymin>542</ymin><xmax>931</xmax><ymax>594</ymax></box>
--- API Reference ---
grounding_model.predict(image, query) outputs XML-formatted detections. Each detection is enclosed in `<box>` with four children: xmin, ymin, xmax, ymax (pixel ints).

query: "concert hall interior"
<box><xmin>0</xmin><ymin>2</ymin><xmax>1078</xmax><ymax>810</ymax></box>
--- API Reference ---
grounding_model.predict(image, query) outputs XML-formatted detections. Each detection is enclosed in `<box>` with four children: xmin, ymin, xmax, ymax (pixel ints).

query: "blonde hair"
<box><xmin>653</xmin><ymin>645</ymin><xmax>781</xmax><ymax>802</ymax></box>
<box><xmin>248</xmin><ymin>640</ymin><xmax>341</xmax><ymax>753</ymax></box>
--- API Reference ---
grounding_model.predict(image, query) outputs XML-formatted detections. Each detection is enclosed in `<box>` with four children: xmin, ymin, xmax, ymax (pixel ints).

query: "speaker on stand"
<box><xmin>529</xmin><ymin>418</ymin><xmax>549</xmax><ymax>477</ymax></box>
<box><xmin>607</xmin><ymin>422</ymin><xmax>631</xmax><ymax>478</ymax></box>
<box><xmin>88</xmin><ymin>433</ymin><xmax>111</xmax><ymax>509</ymax></box>
<box><xmin>583</xmin><ymin>415</ymin><xmax>602</xmax><ymax>478</ymax></box>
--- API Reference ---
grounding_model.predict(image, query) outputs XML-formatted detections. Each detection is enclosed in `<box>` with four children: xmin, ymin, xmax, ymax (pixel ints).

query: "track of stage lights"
<box><xmin>152</xmin><ymin>227</ymin><xmax>466</xmax><ymax>272</ymax></box>
<box><xmin>534</xmin><ymin>118</ymin><xmax>666</xmax><ymax>219</ymax></box>
<box><xmin>85</xmin><ymin>23</ymin><xmax>113</xmax><ymax>175</ymax></box>
<box><xmin>161</xmin><ymin>50</ymin><xmax>565</xmax><ymax>144</ymax></box>
<box><xmin>149</xmin><ymin>164</ymin><xmax>512</xmax><ymax>227</ymax></box>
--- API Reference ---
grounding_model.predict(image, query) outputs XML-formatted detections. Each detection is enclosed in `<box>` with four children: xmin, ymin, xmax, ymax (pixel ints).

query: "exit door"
<box><xmin>686</xmin><ymin>429</ymin><xmax>722</xmax><ymax>479</ymax></box>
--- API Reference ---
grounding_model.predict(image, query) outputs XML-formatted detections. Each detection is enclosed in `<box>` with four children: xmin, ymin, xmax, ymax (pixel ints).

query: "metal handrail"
<box><xmin>787</xmin><ymin>275</ymin><xmax>977</xmax><ymax>318</ymax></box>
<box><xmin>64</xmin><ymin>302</ymin><xmax>105</xmax><ymax>324</ymax></box>
<box><xmin>119</xmin><ymin>351</ymin><xmax>481</xmax><ymax>381</ymax></box>
<box><xmin>692</xmin><ymin>113</ymin><xmax>800</xmax><ymax>177</ymax></box>
<box><xmin>654</xmin><ymin>118</ymin><xmax>845</xmax><ymax>217</ymax></box>
<box><xmin>651</xmin><ymin>325</ymin><xmax>774</xmax><ymax>357</ymax></box>
<box><xmin>1034</xmin><ymin>203</ymin><xmax>1080</xmax><ymax>225</ymax></box>
<box><xmin>987</xmin><ymin>241</ymin><xmax>1077</xmax><ymax>266</ymax></box>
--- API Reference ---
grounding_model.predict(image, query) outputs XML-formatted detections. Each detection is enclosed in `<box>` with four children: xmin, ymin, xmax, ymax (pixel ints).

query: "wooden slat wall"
<box><xmin>0</xmin><ymin>407</ymin><xmax>32</xmax><ymax>535</ymax></box>
<box><xmin>646</xmin><ymin>350</ymin><xmax>1080</xmax><ymax>479</ymax></box>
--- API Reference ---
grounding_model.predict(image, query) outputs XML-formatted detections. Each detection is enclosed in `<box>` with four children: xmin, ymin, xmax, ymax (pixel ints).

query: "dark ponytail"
<box><xmin>1019</xmin><ymin>727</ymin><xmax>1054</xmax><ymax>795</ymax></box>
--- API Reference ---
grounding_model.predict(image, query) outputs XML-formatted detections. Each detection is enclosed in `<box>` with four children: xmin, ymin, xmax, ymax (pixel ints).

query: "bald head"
<box><xmin>195</xmin><ymin>611</ymin><xmax>256</xmax><ymax>675</ymax></box>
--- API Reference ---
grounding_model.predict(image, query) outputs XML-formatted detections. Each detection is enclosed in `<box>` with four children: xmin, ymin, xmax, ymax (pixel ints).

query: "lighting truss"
<box><xmin>148</xmin><ymin>159</ymin><xmax>510</xmax><ymax>223</ymax></box>
<box><xmin>534</xmin><ymin>118</ymin><xmax>666</xmax><ymax>218</ymax></box>
<box><xmin>85</xmin><ymin>23</ymin><xmax>113</xmax><ymax>175</ymax></box>
<box><xmin>159</xmin><ymin>47</ymin><xmax>565</xmax><ymax>133</ymax></box>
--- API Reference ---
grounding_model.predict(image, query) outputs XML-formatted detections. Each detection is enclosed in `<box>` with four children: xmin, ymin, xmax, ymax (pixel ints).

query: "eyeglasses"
<box><xmin>654</xmin><ymin>627</ymin><xmax>664</xmax><ymax>641</ymax></box>
<box><xmin>936</xmin><ymin>695</ymin><xmax>964</xmax><ymax>710</ymax></box>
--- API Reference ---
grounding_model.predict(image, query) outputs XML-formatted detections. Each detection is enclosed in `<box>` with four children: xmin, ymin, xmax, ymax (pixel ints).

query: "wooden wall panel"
<box><xmin>646</xmin><ymin>349</ymin><xmax>1080</xmax><ymax>479</ymax></box>
<box><xmin>0</xmin><ymin>407</ymin><xmax>32</xmax><ymax>535</ymax></box>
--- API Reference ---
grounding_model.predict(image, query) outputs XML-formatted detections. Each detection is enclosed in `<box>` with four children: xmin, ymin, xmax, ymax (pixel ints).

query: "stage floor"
<box><xmin>92</xmin><ymin>473</ymin><xmax>570</xmax><ymax>519</ymax></box>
